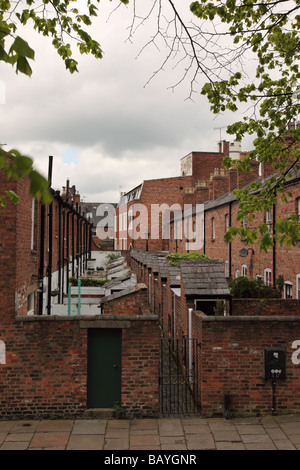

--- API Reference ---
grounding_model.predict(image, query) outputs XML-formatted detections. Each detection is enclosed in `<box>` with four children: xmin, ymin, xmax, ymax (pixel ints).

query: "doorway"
<box><xmin>87</xmin><ymin>328</ymin><xmax>122</xmax><ymax>408</ymax></box>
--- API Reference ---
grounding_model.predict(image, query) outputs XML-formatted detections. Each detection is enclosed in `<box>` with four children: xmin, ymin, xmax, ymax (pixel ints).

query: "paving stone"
<box><xmin>130</xmin><ymin>434</ymin><xmax>160</xmax><ymax>447</ymax></box>
<box><xmin>186</xmin><ymin>435</ymin><xmax>215</xmax><ymax>450</ymax></box>
<box><xmin>0</xmin><ymin>422</ymin><xmax>14</xmax><ymax>432</ymax></box>
<box><xmin>274</xmin><ymin>439</ymin><xmax>296</xmax><ymax>450</ymax></box>
<box><xmin>241</xmin><ymin>433</ymin><xmax>274</xmax><ymax>444</ymax></box>
<box><xmin>235</xmin><ymin>424</ymin><xmax>266</xmax><ymax>435</ymax></box>
<box><xmin>288</xmin><ymin>434</ymin><xmax>300</xmax><ymax>445</ymax></box>
<box><xmin>215</xmin><ymin>441</ymin><xmax>246</xmax><ymax>450</ymax></box>
<box><xmin>106</xmin><ymin>419</ymin><xmax>130</xmax><ymax>429</ymax></box>
<box><xmin>183</xmin><ymin>424</ymin><xmax>211</xmax><ymax>434</ymax></box>
<box><xmin>36</xmin><ymin>420</ymin><xmax>74</xmax><ymax>432</ymax></box>
<box><xmin>5</xmin><ymin>432</ymin><xmax>33</xmax><ymax>442</ymax></box>
<box><xmin>160</xmin><ymin>435</ymin><xmax>186</xmax><ymax>445</ymax></box>
<box><xmin>213</xmin><ymin>430</ymin><xmax>241</xmax><ymax>442</ymax></box>
<box><xmin>29</xmin><ymin>431</ymin><xmax>70</xmax><ymax>449</ymax></box>
<box><xmin>130</xmin><ymin>445</ymin><xmax>161</xmax><ymax>450</ymax></box>
<box><xmin>265</xmin><ymin>427</ymin><xmax>289</xmax><ymax>440</ymax></box>
<box><xmin>131</xmin><ymin>419</ymin><xmax>158</xmax><ymax>430</ymax></box>
<box><xmin>0</xmin><ymin>441</ymin><xmax>30</xmax><ymax>450</ymax></box>
<box><xmin>161</xmin><ymin>444</ymin><xmax>187</xmax><ymax>450</ymax></box>
<box><xmin>10</xmin><ymin>421</ymin><xmax>39</xmax><ymax>433</ymax></box>
<box><xmin>104</xmin><ymin>437</ymin><xmax>129</xmax><ymax>450</ymax></box>
<box><xmin>105</xmin><ymin>428</ymin><xmax>129</xmax><ymax>438</ymax></box>
<box><xmin>158</xmin><ymin>419</ymin><xmax>184</xmax><ymax>436</ymax></box>
<box><xmin>67</xmin><ymin>434</ymin><xmax>104</xmax><ymax>450</ymax></box>
<box><xmin>279</xmin><ymin>421</ymin><xmax>300</xmax><ymax>435</ymax></box>
<box><xmin>72</xmin><ymin>419</ymin><xmax>107</xmax><ymax>435</ymax></box>
<box><xmin>244</xmin><ymin>442</ymin><xmax>277</xmax><ymax>450</ymax></box>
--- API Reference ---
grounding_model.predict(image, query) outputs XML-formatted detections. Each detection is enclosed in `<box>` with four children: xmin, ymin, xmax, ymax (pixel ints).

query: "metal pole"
<box><xmin>78</xmin><ymin>279</ymin><xmax>81</xmax><ymax>315</ymax></box>
<box><xmin>68</xmin><ymin>284</ymin><xmax>71</xmax><ymax>316</ymax></box>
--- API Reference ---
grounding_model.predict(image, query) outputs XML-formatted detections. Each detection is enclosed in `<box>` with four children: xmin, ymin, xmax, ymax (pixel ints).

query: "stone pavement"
<box><xmin>0</xmin><ymin>414</ymin><xmax>299</xmax><ymax>451</ymax></box>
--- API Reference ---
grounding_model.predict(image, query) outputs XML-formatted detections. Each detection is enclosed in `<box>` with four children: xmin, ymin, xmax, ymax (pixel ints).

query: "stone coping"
<box><xmin>15</xmin><ymin>314</ymin><xmax>159</xmax><ymax>323</ymax></box>
<box><xmin>200</xmin><ymin>315</ymin><xmax>300</xmax><ymax>321</ymax></box>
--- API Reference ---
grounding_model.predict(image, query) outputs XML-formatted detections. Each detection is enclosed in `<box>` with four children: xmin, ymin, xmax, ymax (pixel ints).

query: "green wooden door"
<box><xmin>87</xmin><ymin>328</ymin><xmax>122</xmax><ymax>408</ymax></box>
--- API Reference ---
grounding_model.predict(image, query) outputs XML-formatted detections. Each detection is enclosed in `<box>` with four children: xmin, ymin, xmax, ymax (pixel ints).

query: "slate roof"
<box><xmin>158</xmin><ymin>256</ymin><xmax>168</xmax><ymax>279</ymax></box>
<box><xmin>180</xmin><ymin>260</ymin><xmax>231</xmax><ymax>297</ymax></box>
<box><xmin>167</xmin><ymin>263</ymin><xmax>181</xmax><ymax>287</ymax></box>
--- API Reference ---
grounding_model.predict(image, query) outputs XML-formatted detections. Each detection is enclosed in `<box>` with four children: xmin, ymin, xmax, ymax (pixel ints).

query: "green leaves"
<box><xmin>0</xmin><ymin>148</ymin><xmax>53</xmax><ymax>208</ymax></box>
<box><xmin>0</xmin><ymin>0</ymin><xmax>132</xmax><ymax>76</ymax></box>
<box><xmin>190</xmin><ymin>0</ymin><xmax>300</xmax><ymax>250</ymax></box>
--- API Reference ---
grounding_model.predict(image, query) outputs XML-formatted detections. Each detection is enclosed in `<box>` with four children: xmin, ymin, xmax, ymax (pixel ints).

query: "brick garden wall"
<box><xmin>0</xmin><ymin>317</ymin><xmax>87</xmax><ymax>419</ymax></box>
<box><xmin>194</xmin><ymin>314</ymin><xmax>300</xmax><ymax>417</ymax></box>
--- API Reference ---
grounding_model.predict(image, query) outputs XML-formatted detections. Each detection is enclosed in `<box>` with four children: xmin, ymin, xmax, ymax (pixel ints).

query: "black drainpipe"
<box><xmin>76</xmin><ymin>202</ymin><xmax>79</xmax><ymax>278</ymax></box>
<box><xmin>229</xmin><ymin>202</ymin><xmax>232</xmax><ymax>279</ymax></box>
<box><xmin>272</xmin><ymin>198</ymin><xmax>276</xmax><ymax>288</ymax></box>
<box><xmin>66</xmin><ymin>180</ymin><xmax>70</xmax><ymax>293</ymax></box>
<box><xmin>72</xmin><ymin>207</ymin><xmax>75</xmax><ymax>277</ymax></box>
<box><xmin>38</xmin><ymin>201</ymin><xmax>45</xmax><ymax>315</ymax></box>
<box><xmin>46</xmin><ymin>156</ymin><xmax>53</xmax><ymax>315</ymax></box>
<box><xmin>58</xmin><ymin>198</ymin><xmax>62</xmax><ymax>304</ymax></box>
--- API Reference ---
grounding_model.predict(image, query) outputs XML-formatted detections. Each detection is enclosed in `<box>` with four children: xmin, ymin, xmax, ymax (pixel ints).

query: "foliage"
<box><xmin>229</xmin><ymin>276</ymin><xmax>281</xmax><ymax>299</ymax></box>
<box><xmin>0</xmin><ymin>147</ymin><xmax>52</xmax><ymax>207</ymax></box>
<box><xmin>106</xmin><ymin>252</ymin><xmax>122</xmax><ymax>263</ymax></box>
<box><xmin>69</xmin><ymin>277</ymin><xmax>109</xmax><ymax>287</ymax></box>
<box><xmin>166</xmin><ymin>252</ymin><xmax>210</xmax><ymax>266</ymax></box>
<box><xmin>0</xmin><ymin>0</ymin><xmax>128</xmax><ymax>76</ymax></box>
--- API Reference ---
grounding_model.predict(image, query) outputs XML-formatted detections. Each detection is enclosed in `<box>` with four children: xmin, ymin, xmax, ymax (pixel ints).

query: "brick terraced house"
<box><xmin>117</xmin><ymin>136</ymin><xmax>300</xmax><ymax>417</ymax></box>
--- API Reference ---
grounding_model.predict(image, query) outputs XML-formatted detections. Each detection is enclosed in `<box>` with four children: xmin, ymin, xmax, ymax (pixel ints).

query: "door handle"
<box><xmin>113</xmin><ymin>364</ymin><xmax>117</xmax><ymax>368</ymax></box>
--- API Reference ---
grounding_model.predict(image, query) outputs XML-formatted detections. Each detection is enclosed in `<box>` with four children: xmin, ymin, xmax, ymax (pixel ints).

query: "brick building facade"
<box><xmin>115</xmin><ymin>141</ymin><xmax>232</xmax><ymax>252</ymax></box>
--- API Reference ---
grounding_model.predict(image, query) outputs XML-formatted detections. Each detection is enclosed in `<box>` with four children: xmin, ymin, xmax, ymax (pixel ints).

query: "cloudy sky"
<box><xmin>0</xmin><ymin>1</ymin><xmax>251</xmax><ymax>203</ymax></box>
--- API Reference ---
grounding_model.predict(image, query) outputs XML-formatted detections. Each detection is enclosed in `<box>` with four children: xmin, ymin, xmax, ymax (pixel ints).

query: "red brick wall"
<box><xmin>233</xmin><ymin>299</ymin><xmax>300</xmax><ymax>316</ymax></box>
<box><xmin>122</xmin><ymin>321</ymin><xmax>159</xmax><ymax>417</ymax></box>
<box><xmin>195</xmin><ymin>315</ymin><xmax>300</xmax><ymax>417</ymax></box>
<box><xmin>0</xmin><ymin>317</ymin><xmax>87</xmax><ymax>419</ymax></box>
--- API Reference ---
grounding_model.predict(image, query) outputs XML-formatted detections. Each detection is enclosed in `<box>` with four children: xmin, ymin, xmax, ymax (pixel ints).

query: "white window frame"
<box><xmin>224</xmin><ymin>261</ymin><xmax>229</xmax><ymax>278</ymax></box>
<box><xmin>284</xmin><ymin>281</ymin><xmax>293</xmax><ymax>299</ymax></box>
<box><xmin>212</xmin><ymin>217</ymin><xmax>215</xmax><ymax>240</ymax></box>
<box><xmin>264</xmin><ymin>268</ymin><xmax>272</xmax><ymax>286</ymax></box>
<box><xmin>27</xmin><ymin>292</ymin><xmax>35</xmax><ymax>316</ymax></box>
<box><xmin>266</xmin><ymin>209</ymin><xmax>272</xmax><ymax>233</ymax></box>
<box><xmin>31</xmin><ymin>198</ymin><xmax>35</xmax><ymax>251</ymax></box>
<box><xmin>225</xmin><ymin>213</ymin><xmax>229</xmax><ymax>233</ymax></box>
<box><xmin>241</xmin><ymin>264</ymin><xmax>247</xmax><ymax>277</ymax></box>
<box><xmin>235</xmin><ymin>269</ymin><xmax>240</xmax><ymax>279</ymax></box>
<box><xmin>296</xmin><ymin>274</ymin><xmax>300</xmax><ymax>299</ymax></box>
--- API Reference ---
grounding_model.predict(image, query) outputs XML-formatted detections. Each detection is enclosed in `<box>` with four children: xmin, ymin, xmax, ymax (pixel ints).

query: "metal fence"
<box><xmin>159</xmin><ymin>335</ymin><xmax>200</xmax><ymax>416</ymax></box>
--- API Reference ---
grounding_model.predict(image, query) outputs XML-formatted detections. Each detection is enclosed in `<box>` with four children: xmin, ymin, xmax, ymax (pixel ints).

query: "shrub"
<box><xmin>229</xmin><ymin>277</ymin><xmax>281</xmax><ymax>299</ymax></box>
<box><xmin>69</xmin><ymin>277</ymin><xmax>109</xmax><ymax>287</ymax></box>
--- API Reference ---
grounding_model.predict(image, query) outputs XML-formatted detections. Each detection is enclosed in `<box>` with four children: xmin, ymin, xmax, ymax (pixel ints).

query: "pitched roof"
<box><xmin>180</xmin><ymin>260</ymin><xmax>231</xmax><ymax>297</ymax></box>
<box><xmin>167</xmin><ymin>263</ymin><xmax>181</xmax><ymax>287</ymax></box>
